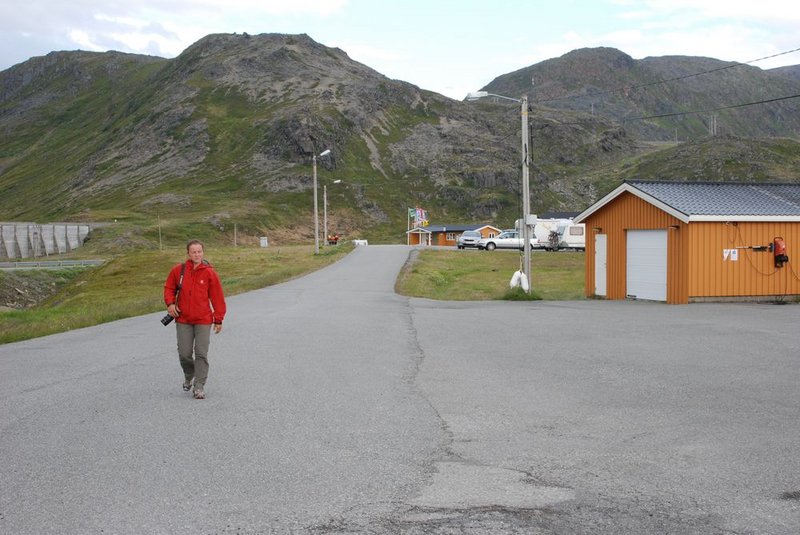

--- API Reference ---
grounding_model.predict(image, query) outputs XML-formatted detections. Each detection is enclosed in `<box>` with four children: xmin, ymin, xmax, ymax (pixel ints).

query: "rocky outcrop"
<box><xmin>1</xmin><ymin>35</ymin><xmax>797</xmax><ymax>238</ymax></box>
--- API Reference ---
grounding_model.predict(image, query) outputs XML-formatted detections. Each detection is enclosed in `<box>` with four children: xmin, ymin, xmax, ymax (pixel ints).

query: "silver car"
<box><xmin>457</xmin><ymin>230</ymin><xmax>482</xmax><ymax>249</ymax></box>
<box><xmin>477</xmin><ymin>230</ymin><xmax>536</xmax><ymax>251</ymax></box>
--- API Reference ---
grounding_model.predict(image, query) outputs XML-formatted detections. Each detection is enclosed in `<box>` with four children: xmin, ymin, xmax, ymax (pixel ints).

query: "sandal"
<box><xmin>182</xmin><ymin>379</ymin><xmax>193</xmax><ymax>392</ymax></box>
<box><xmin>193</xmin><ymin>389</ymin><xmax>205</xmax><ymax>400</ymax></box>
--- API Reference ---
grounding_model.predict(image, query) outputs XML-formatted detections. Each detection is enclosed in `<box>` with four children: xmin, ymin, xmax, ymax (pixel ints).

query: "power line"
<box><xmin>533</xmin><ymin>46</ymin><xmax>800</xmax><ymax>106</ymax></box>
<box><xmin>624</xmin><ymin>93</ymin><xmax>800</xmax><ymax>122</ymax></box>
<box><xmin>464</xmin><ymin>48</ymin><xmax>800</xmax><ymax>145</ymax></box>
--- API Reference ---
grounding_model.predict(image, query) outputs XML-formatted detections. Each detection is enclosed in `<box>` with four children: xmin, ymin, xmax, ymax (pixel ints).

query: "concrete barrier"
<box><xmin>15</xmin><ymin>225</ymin><xmax>30</xmax><ymax>258</ymax></box>
<box><xmin>41</xmin><ymin>225</ymin><xmax>56</xmax><ymax>255</ymax></box>
<box><xmin>0</xmin><ymin>223</ymin><xmax>91</xmax><ymax>259</ymax></box>
<box><xmin>1</xmin><ymin>225</ymin><xmax>19</xmax><ymax>258</ymax></box>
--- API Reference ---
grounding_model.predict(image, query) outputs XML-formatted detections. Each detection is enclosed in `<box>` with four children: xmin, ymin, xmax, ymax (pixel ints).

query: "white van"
<box><xmin>557</xmin><ymin>222</ymin><xmax>586</xmax><ymax>251</ymax></box>
<box><xmin>531</xmin><ymin>219</ymin><xmax>562</xmax><ymax>249</ymax></box>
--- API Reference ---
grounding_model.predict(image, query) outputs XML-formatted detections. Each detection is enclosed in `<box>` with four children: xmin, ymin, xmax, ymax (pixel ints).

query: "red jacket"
<box><xmin>164</xmin><ymin>261</ymin><xmax>226</xmax><ymax>325</ymax></box>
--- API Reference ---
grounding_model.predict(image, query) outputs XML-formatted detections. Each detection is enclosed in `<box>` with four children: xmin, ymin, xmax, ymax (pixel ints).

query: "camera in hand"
<box><xmin>161</xmin><ymin>314</ymin><xmax>175</xmax><ymax>326</ymax></box>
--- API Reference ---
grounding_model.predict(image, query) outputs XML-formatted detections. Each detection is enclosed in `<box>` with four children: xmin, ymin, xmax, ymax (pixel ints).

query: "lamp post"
<box><xmin>324</xmin><ymin>179</ymin><xmax>342</xmax><ymax>245</ymax></box>
<box><xmin>312</xmin><ymin>149</ymin><xmax>331</xmax><ymax>254</ymax></box>
<box><xmin>466</xmin><ymin>91</ymin><xmax>532</xmax><ymax>293</ymax></box>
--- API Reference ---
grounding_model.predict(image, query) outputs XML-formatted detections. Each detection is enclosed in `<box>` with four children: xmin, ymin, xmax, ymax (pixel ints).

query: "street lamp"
<box><xmin>313</xmin><ymin>149</ymin><xmax>331</xmax><ymax>254</ymax></box>
<box><xmin>324</xmin><ymin>179</ymin><xmax>342</xmax><ymax>245</ymax></box>
<box><xmin>466</xmin><ymin>91</ymin><xmax>532</xmax><ymax>293</ymax></box>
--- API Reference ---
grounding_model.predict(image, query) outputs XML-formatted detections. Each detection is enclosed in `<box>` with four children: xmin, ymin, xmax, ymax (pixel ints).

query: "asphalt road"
<box><xmin>1</xmin><ymin>245</ymin><xmax>799</xmax><ymax>534</ymax></box>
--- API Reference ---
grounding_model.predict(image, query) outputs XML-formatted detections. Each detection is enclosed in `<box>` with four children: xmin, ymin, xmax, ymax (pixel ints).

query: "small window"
<box><xmin>446</xmin><ymin>232</ymin><xmax>457</xmax><ymax>241</ymax></box>
<box><xmin>569</xmin><ymin>226</ymin><xmax>584</xmax><ymax>236</ymax></box>
<box><xmin>488</xmin><ymin>232</ymin><xmax>496</xmax><ymax>238</ymax></box>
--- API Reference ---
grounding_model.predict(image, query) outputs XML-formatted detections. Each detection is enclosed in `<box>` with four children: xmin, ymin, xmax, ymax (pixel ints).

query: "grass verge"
<box><xmin>395</xmin><ymin>249</ymin><xmax>585</xmax><ymax>301</ymax></box>
<box><xmin>0</xmin><ymin>244</ymin><xmax>351</xmax><ymax>345</ymax></box>
<box><xmin>1</xmin><ymin>245</ymin><xmax>584</xmax><ymax>344</ymax></box>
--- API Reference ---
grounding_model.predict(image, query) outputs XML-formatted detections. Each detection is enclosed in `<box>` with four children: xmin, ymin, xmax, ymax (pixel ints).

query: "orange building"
<box><xmin>407</xmin><ymin>224</ymin><xmax>501</xmax><ymax>246</ymax></box>
<box><xmin>575</xmin><ymin>181</ymin><xmax>800</xmax><ymax>304</ymax></box>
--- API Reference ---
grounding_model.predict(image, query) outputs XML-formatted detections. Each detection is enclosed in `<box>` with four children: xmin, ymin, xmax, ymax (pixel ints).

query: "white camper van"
<box><xmin>532</xmin><ymin>219</ymin><xmax>585</xmax><ymax>251</ymax></box>
<box><xmin>545</xmin><ymin>221</ymin><xmax>586</xmax><ymax>251</ymax></box>
<box><xmin>531</xmin><ymin>219</ymin><xmax>562</xmax><ymax>249</ymax></box>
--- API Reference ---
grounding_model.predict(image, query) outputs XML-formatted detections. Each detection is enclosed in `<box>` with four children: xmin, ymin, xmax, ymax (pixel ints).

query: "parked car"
<box><xmin>476</xmin><ymin>230</ymin><xmax>536</xmax><ymax>251</ymax></box>
<box><xmin>457</xmin><ymin>230</ymin><xmax>483</xmax><ymax>249</ymax></box>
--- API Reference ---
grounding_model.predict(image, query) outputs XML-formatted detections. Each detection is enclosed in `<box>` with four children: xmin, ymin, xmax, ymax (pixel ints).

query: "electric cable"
<box><xmin>624</xmin><ymin>93</ymin><xmax>800</xmax><ymax>122</ymax></box>
<box><xmin>736</xmin><ymin>224</ymin><xmax>778</xmax><ymax>277</ymax></box>
<box><xmin>533</xmin><ymin>46</ymin><xmax>800</xmax><ymax>106</ymax></box>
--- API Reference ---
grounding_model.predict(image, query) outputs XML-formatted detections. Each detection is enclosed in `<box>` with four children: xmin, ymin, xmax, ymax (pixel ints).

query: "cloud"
<box><xmin>613</xmin><ymin>0</ymin><xmax>800</xmax><ymax>25</ymax></box>
<box><xmin>0</xmin><ymin>0</ymin><xmax>351</xmax><ymax>67</ymax></box>
<box><xmin>1</xmin><ymin>0</ymin><xmax>797</xmax><ymax>99</ymax></box>
<box><xmin>328</xmin><ymin>40</ymin><xmax>407</xmax><ymax>64</ymax></box>
<box><xmin>532</xmin><ymin>1</ymin><xmax>800</xmax><ymax>71</ymax></box>
<box><xmin>153</xmin><ymin>0</ymin><xmax>348</xmax><ymax>16</ymax></box>
<box><xmin>68</xmin><ymin>30</ymin><xmax>105</xmax><ymax>52</ymax></box>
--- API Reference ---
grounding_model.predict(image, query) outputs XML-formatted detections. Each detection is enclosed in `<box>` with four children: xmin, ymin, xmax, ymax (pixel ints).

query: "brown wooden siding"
<box><xmin>435</xmin><ymin>233</ymin><xmax>449</xmax><ymax>246</ymax></box>
<box><xmin>408</xmin><ymin>232</ymin><xmax>426</xmax><ymax>246</ymax></box>
<box><xmin>583</xmin><ymin>192</ymin><xmax>688</xmax><ymax>303</ymax></box>
<box><xmin>668</xmin><ymin>225</ymin><xmax>689</xmax><ymax>304</ymax></box>
<box><xmin>688</xmin><ymin>222</ymin><xmax>800</xmax><ymax>298</ymax></box>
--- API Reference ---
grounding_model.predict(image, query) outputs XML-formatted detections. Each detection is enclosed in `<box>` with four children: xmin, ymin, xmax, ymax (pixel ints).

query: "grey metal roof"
<box><xmin>417</xmin><ymin>224</ymin><xmax>497</xmax><ymax>232</ymax></box>
<box><xmin>629</xmin><ymin>181</ymin><xmax>800</xmax><ymax>217</ymax></box>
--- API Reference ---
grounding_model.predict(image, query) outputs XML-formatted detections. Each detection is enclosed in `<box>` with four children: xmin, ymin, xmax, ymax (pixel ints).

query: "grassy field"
<box><xmin>0</xmin><ymin>244</ymin><xmax>350</xmax><ymax>344</ymax></box>
<box><xmin>396</xmin><ymin>249</ymin><xmax>585</xmax><ymax>301</ymax></box>
<box><xmin>0</xmin><ymin>245</ymin><xmax>585</xmax><ymax>344</ymax></box>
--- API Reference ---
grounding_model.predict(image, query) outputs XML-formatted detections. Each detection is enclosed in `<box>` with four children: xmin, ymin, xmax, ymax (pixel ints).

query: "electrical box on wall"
<box><xmin>772</xmin><ymin>237</ymin><xmax>789</xmax><ymax>268</ymax></box>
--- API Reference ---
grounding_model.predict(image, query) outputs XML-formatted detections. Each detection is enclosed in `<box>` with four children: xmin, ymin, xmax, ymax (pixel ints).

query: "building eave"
<box><xmin>688</xmin><ymin>215</ymin><xmax>800</xmax><ymax>222</ymax></box>
<box><xmin>575</xmin><ymin>182</ymin><xmax>691</xmax><ymax>224</ymax></box>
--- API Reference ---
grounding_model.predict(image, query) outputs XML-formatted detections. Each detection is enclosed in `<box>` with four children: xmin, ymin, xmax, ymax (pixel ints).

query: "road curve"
<box><xmin>2</xmin><ymin>244</ymin><xmax>800</xmax><ymax>534</ymax></box>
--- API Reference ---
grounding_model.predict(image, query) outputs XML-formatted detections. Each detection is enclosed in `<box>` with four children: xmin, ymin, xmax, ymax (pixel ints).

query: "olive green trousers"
<box><xmin>176</xmin><ymin>323</ymin><xmax>212</xmax><ymax>390</ymax></box>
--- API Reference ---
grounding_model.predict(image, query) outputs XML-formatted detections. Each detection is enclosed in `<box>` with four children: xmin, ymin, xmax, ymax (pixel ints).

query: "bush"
<box><xmin>502</xmin><ymin>287</ymin><xmax>542</xmax><ymax>301</ymax></box>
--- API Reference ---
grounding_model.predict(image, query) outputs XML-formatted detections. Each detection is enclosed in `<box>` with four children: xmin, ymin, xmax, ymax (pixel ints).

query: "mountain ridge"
<box><xmin>1</xmin><ymin>34</ymin><xmax>798</xmax><ymax>244</ymax></box>
<box><xmin>484</xmin><ymin>47</ymin><xmax>800</xmax><ymax>140</ymax></box>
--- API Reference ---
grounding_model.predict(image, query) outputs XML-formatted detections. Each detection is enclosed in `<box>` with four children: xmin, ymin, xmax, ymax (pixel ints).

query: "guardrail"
<box><xmin>0</xmin><ymin>260</ymin><xmax>105</xmax><ymax>270</ymax></box>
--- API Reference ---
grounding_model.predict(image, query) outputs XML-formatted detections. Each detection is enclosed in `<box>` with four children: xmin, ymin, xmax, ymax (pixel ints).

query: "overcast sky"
<box><xmin>1</xmin><ymin>0</ymin><xmax>799</xmax><ymax>100</ymax></box>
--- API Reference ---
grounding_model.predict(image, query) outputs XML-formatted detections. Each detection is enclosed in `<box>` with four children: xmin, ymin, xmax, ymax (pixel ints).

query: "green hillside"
<box><xmin>1</xmin><ymin>35</ymin><xmax>799</xmax><ymax>250</ymax></box>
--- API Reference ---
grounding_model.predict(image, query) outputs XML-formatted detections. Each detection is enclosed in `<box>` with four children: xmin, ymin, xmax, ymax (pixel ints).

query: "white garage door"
<box><xmin>626</xmin><ymin>230</ymin><xmax>667</xmax><ymax>301</ymax></box>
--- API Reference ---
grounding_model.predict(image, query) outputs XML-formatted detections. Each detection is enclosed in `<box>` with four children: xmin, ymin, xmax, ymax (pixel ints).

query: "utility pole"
<box><xmin>465</xmin><ymin>89</ymin><xmax>533</xmax><ymax>294</ymax></box>
<box><xmin>312</xmin><ymin>149</ymin><xmax>331</xmax><ymax>254</ymax></box>
<box><xmin>521</xmin><ymin>95</ymin><xmax>532</xmax><ymax>293</ymax></box>
<box><xmin>313</xmin><ymin>155</ymin><xmax>320</xmax><ymax>254</ymax></box>
<box><xmin>709</xmin><ymin>114</ymin><xmax>718</xmax><ymax>136</ymax></box>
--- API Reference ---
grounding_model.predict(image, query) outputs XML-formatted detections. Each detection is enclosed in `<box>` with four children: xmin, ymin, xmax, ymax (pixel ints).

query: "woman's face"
<box><xmin>187</xmin><ymin>244</ymin><xmax>204</xmax><ymax>264</ymax></box>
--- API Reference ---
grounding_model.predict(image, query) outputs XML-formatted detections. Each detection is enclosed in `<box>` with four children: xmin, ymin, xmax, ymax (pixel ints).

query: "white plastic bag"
<box><xmin>519</xmin><ymin>272</ymin><xmax>529</xmax><ymax>292</ymax></box>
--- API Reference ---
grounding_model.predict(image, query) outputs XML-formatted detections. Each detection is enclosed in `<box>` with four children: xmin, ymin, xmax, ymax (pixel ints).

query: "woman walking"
<box><xmin>164</xmin><ymin>239</ymin><xmax>226</xmax><ymax>399</ymax></box>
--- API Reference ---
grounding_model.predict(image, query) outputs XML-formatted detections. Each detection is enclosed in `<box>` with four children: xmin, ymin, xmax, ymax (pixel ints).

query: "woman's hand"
<box><xmin>167</xmin><ymin>304</ymin><xmax>180</xmax><ymax>318</ymax></box>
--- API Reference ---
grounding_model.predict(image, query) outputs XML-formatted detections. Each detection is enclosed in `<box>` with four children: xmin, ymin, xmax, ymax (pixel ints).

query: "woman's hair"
<box><xmin>186</xmin><ymin>239</ymin><xmax>204</xmax><ymax>252</ymax></box>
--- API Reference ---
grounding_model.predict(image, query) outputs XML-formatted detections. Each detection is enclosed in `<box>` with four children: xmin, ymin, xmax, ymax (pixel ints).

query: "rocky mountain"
<box><xmin>1</xmin><ymin>35</ymin><xmax>799</xmax><ymax>244</ymax></box>
<box><xmin>771</xmin><ymin>64</ymin><xmax>800</xmax><ymax>83</ymax></box>
<box><xmin>483</xmin><ymin>47</ymin><xmax>800</xmax><ymax>141</ymax></box>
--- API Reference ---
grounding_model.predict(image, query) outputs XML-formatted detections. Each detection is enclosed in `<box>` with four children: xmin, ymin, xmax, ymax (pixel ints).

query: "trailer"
<box><xmin>532</xmin><ymin>219</ymin><xmax>585</xmax><ymax>251</ymax></box>
<box><xmin>545</xmin><ymin>221</ymin><xmax>585</xmax><ymax>251</ymax></box>
<box><xmin>531</xmin><ymin>219</ymin><xmax>562</xmax><ymax>249</ymax></box>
